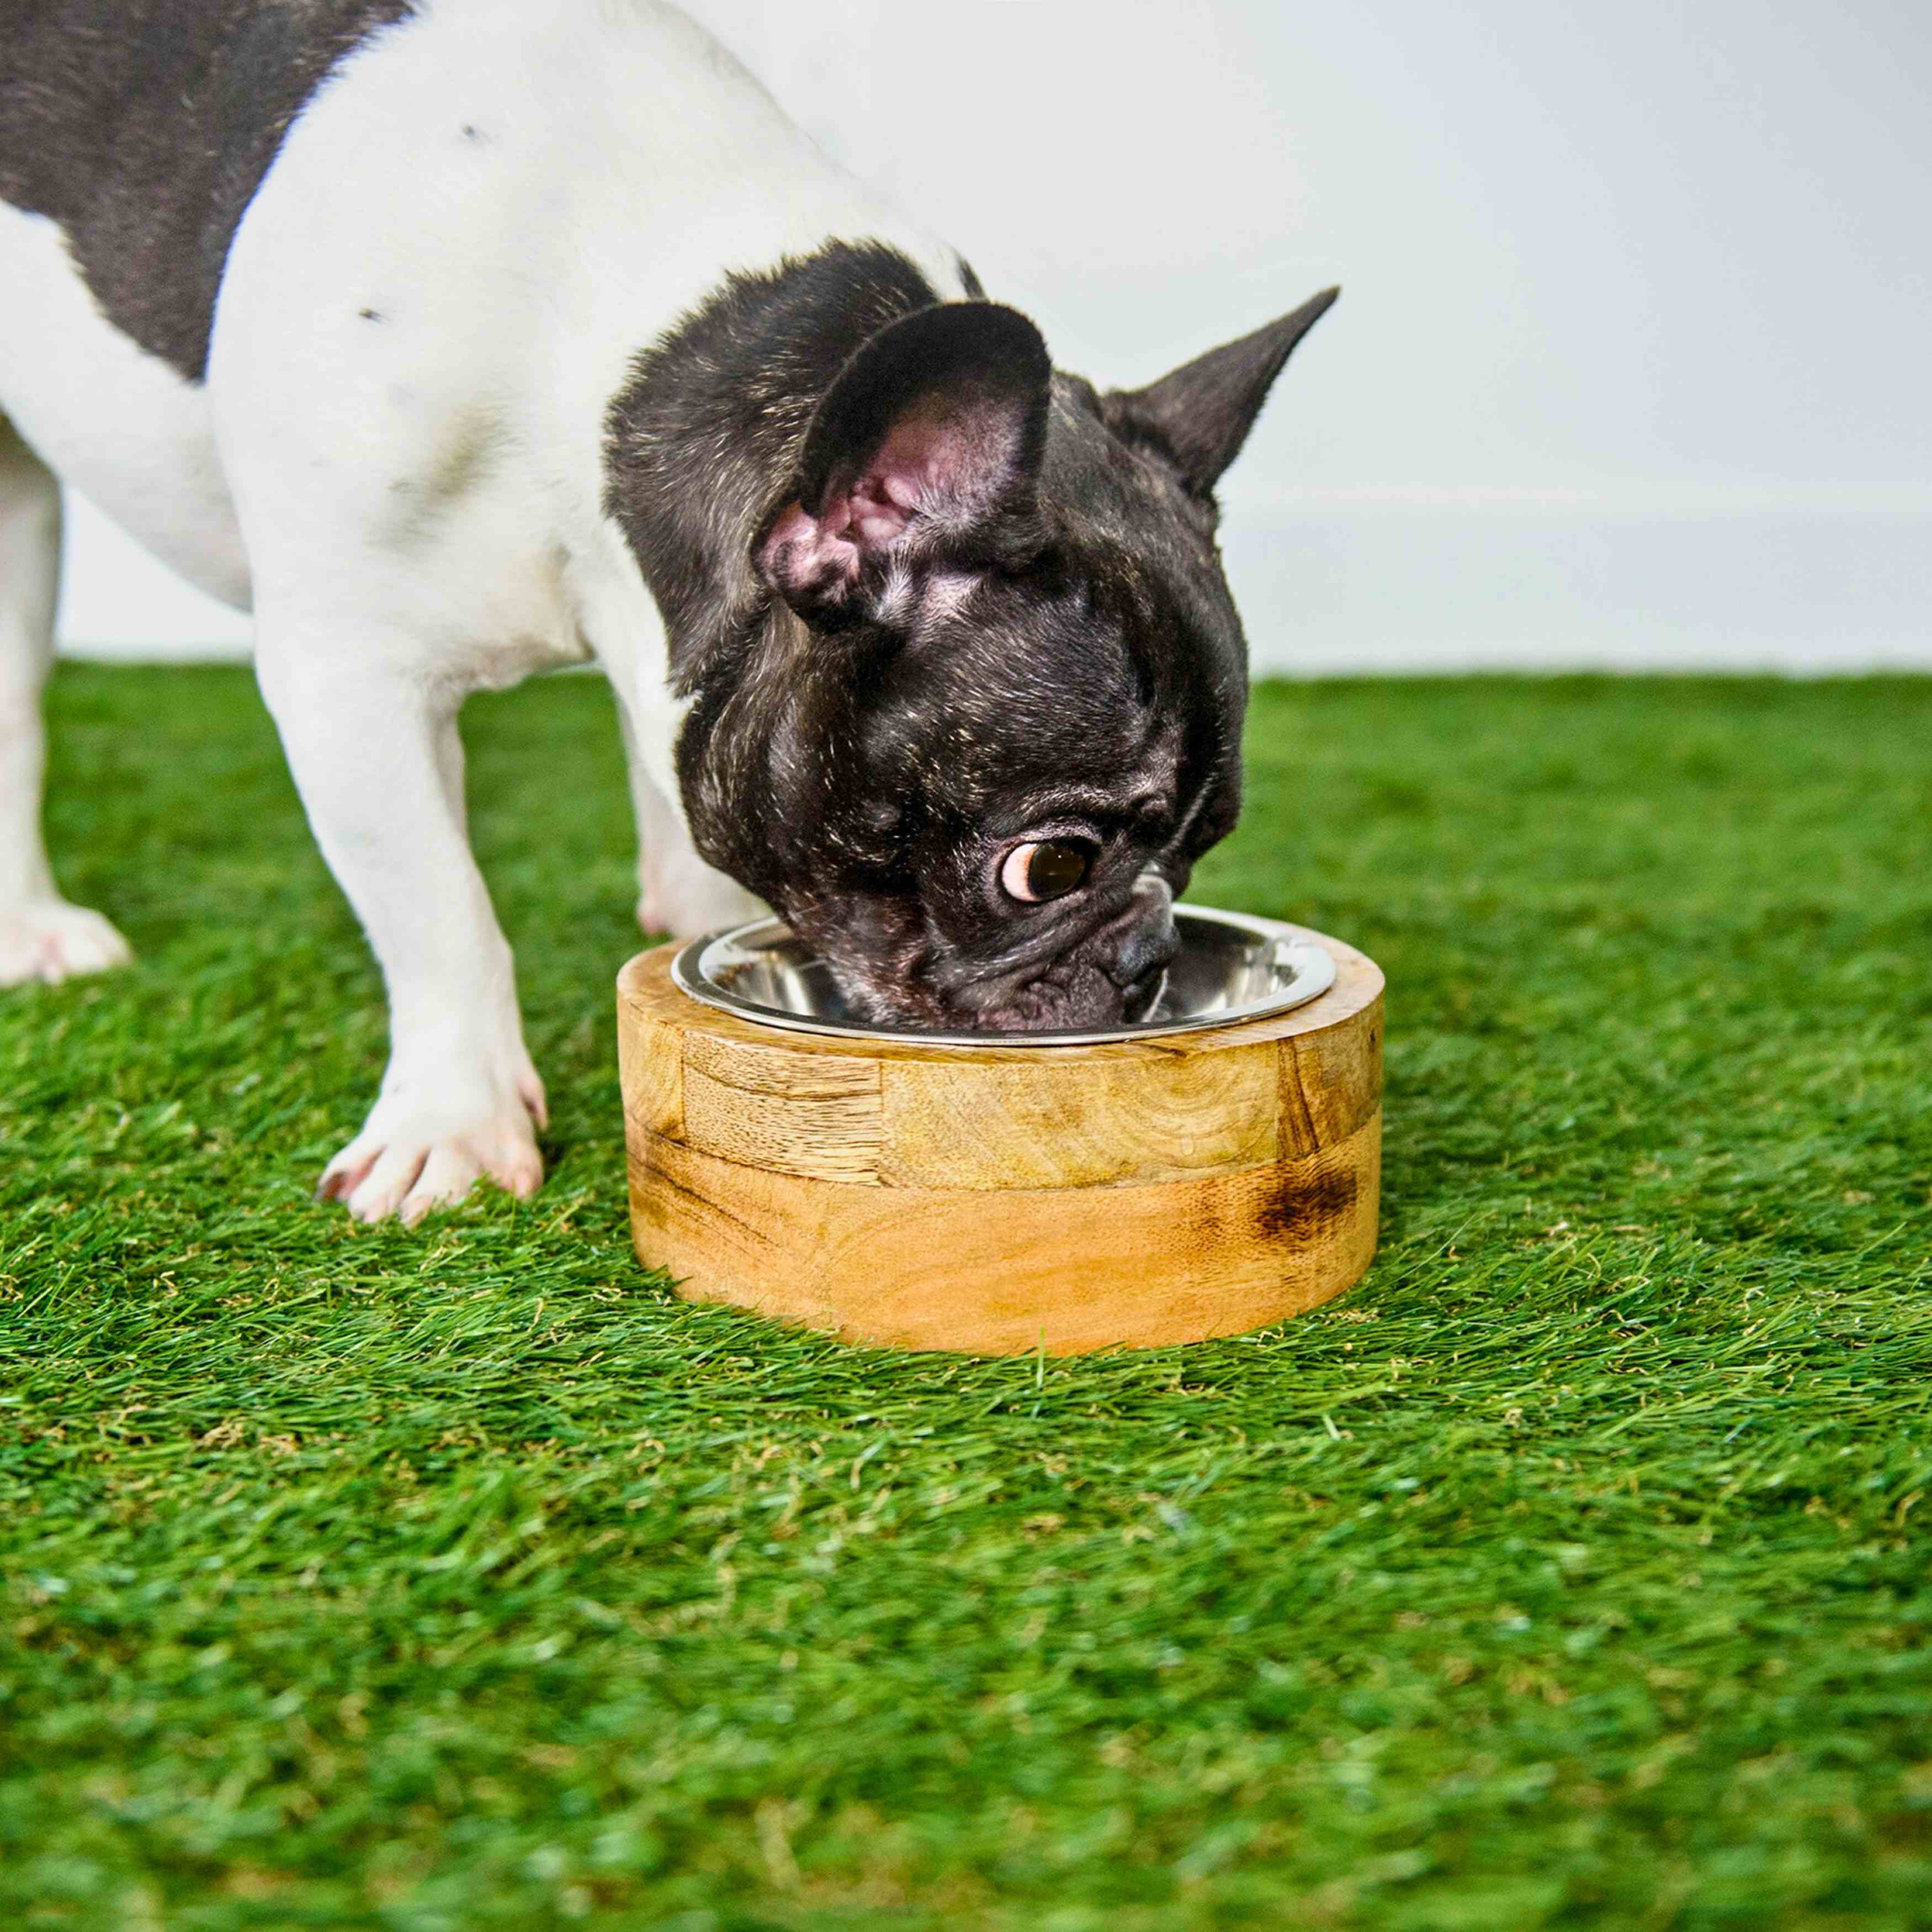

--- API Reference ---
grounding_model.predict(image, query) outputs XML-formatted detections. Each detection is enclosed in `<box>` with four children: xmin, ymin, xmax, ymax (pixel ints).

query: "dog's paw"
<box><xmin>317</xmin><ymin>1064</ymin><xmax>548</xmax><ymax>1227</ymax></box>
<box><xmin>0</xmin><ymin>899</ymin><xmax>134</xmax><ymax>986</ymax></box>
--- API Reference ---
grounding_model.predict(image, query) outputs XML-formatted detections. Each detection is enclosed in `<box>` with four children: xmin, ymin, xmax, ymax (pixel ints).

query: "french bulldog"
<box><xmin>0</xmin><ymin>0</ymin><xmax>1336</xmax><ymax>1223</ymax></box>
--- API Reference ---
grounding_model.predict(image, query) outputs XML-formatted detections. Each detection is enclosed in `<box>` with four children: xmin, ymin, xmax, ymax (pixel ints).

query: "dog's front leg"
<box><xmin>255</xmin><ymin>641</ymin><xmax>544</xmax><ymax>1225</ymax></box>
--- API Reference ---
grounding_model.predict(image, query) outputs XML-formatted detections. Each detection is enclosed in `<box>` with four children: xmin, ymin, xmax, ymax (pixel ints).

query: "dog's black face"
<box><xmin>752</xmin><ymin>380</ymin><xmax>1250</xmax><ymax>1032</ymax></box>
<box><xmin>676</xmin><ymin>287</ymin><xmax>1336</xmax><ymax>1032</ymax></box>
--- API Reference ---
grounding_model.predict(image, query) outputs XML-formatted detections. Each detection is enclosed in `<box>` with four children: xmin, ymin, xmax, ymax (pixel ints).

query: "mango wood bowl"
<box><xmin>615</xmin><ymin>909</ymin><xmax>1383</xmax><ymax>1356</ymax></box>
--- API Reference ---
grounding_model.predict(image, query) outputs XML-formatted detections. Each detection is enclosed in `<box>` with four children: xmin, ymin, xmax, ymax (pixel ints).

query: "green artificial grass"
<box><xmin>4</xmin><ymin>666</ymin><xmax>1931</xmax><ymax>1932</ymax></box>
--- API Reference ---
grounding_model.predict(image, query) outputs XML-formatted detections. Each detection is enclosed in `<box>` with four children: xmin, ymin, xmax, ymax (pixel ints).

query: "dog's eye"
<box><xmin>1000</xmin><ymin>840</ymin><xmax>1092</xmax><ymax>904</ymax></box>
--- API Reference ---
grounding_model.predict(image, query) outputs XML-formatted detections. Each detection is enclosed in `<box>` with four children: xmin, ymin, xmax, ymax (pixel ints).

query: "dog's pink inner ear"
<box><xmin>828</xmin><ymin>408</ymin><xmax>985</xmax><ymax>548</ymax></box>
<box><xmin>761</xmin><ymin>408</ymin><xmax>985</xmax><ymax>601</ymax></box>
<box><xmin>760</xmin><ymin>301</ymin><xmax>1051</xmax><ymax>618</ymax></box>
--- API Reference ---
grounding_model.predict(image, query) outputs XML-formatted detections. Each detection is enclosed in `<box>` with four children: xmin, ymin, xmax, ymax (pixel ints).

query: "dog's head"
<box><xmin>680</xmin><ymin>287</ymin><xmax>1337</xmax><ymax>1031</ymax></box>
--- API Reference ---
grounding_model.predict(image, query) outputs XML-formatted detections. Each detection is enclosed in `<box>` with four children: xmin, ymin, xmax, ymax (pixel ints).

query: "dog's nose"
<box><xmin>1119</xmin><ymin>962</ymin><xmax>1168</xmax><ymax>1023</ymax></box>
<box><xmin>1099</xmin><ymin>875</ymin><xmax>1180</xmax><ymax>991</ymax></box>
<box><xmin>1104</xmin><ymin>917</ymin><xmax>1179</xmax><ymax>991</ymax></box>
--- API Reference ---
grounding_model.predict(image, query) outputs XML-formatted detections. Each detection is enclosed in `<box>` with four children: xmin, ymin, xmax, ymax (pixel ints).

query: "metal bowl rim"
<box><xmin>668</xmin><ymin>904</ymin><xmax>1338</xmax><ymax>1048</ymax></box>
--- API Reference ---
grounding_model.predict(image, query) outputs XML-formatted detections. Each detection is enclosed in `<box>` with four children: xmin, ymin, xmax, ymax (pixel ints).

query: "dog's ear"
<box><xmin>1106</xmin><ymin>285</ymin><xmax>1338</xmax><ymax>498</ymax></box>
<box><xmin>757</xmin><ymin>301</ymin><xmax>1052</xmax><ymax>627</ymax></box>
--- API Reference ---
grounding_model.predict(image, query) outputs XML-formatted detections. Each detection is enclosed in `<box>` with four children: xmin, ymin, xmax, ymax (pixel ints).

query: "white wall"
<box><xmin>59</xmin><ymin>0</ymin><xmax>1932</xmax><ymax>671</ymax></box>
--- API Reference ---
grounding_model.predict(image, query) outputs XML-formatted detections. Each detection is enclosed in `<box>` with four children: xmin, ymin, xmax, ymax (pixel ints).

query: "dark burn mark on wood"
<box><xmin>0</xmin><ymin>0</ymin><xmax>417</xmax><ymax>381</ymax></box>
<box><xmin>1251</xmin><ymin>1165</ymin><xmax>1358</xmax><ymax>1245</ymax></box>
<box><xmin>1180</xmin><ymin>1161</ymin><xmax>1360</xmax><ymax>1260</ymax></box>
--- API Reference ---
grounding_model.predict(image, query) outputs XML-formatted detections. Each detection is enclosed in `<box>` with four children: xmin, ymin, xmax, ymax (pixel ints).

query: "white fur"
<box><xmin>0</xmin><ymin>415</ymin><xmax>137</xmax><ymax>981</ymax></box>
<box><xmin>0</xmin><ymin>0</ymin><xmax>963</xmax><ymax>1220</ymax></box>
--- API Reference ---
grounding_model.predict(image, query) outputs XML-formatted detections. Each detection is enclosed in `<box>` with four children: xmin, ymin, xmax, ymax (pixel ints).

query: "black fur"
<box><xmin>797</xmin><ymin>300</ymin><xmax>1049</xmax><ymax>530</ymax></box>
<box><xmin>0</xmin><ymin>0</ymin><xmax>414</xmax><ymax>381</ymax></box>
<box><xmin>606</xmin><ymin>243</ymin><xmax>1334</xmax><ymax>1032</ymax></box>
<box><xmin>606</xmin><ymin>241</ymin><xmax>942</xmax><ymax>686</ymax></box>
<box><xmin>764</xmin><ymin>299</ymin><xmax>1055</xmax><ymax>626</ymax></box>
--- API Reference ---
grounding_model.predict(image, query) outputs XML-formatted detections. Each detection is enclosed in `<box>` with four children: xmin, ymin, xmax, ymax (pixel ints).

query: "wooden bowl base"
<box><xmin>616</xmin><ymin>925</ymin><xmax>1383</xmax><ymax>1356</ymax></box>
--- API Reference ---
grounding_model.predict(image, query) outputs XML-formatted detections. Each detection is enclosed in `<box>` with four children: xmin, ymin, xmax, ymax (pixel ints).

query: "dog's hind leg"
<box><xmin>0</xmin><ymin>413</ymin><xmax>132</xmax><ymax>985</ymax></box>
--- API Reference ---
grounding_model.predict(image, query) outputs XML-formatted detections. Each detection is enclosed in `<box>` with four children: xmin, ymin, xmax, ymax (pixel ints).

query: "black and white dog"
<box><xmin>0</xmin><ymin>1</ymin><xmax>1335</xmax><ymax>1223</ymax></box>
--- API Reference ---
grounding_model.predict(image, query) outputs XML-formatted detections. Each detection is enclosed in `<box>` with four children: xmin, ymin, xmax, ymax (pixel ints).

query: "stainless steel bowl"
<box><xmin>670</xmin><ymin>905</ymin><xmax>1337</xmax><ymax>1047</ymax></box>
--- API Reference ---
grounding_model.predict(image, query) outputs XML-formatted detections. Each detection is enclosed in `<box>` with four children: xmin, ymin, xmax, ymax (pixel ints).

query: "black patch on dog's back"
<box><xmin>0</xmin><ymin>0</ymin><xmax>414</xmax><ymax>381</ymax></box>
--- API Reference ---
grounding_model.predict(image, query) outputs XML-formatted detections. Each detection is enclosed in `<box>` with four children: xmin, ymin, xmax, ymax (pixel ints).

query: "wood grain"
<box><xmin>628</xmin><ymin>1114</ymin><xmax>1379</xmax><ymax>1356</ymax></box>
<box><xmin>615</xmin><ymin>922</ymin><xmax>1384</xmax><ymax>1355</ymax></box>
<box><xmin>615</xmin><ymin>1007</ymin><xmax>682</xmax><ymax>1139</ymax></box>
<box><xmin>878</xmin><ymin>1048</ymin><xmax>1280</xmax><ymax>1190</ymax></box>
<box><xmin>680</xmin><ymin>1033</ymin><xmax>883</xmax><ymax>1184</ymax></box>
